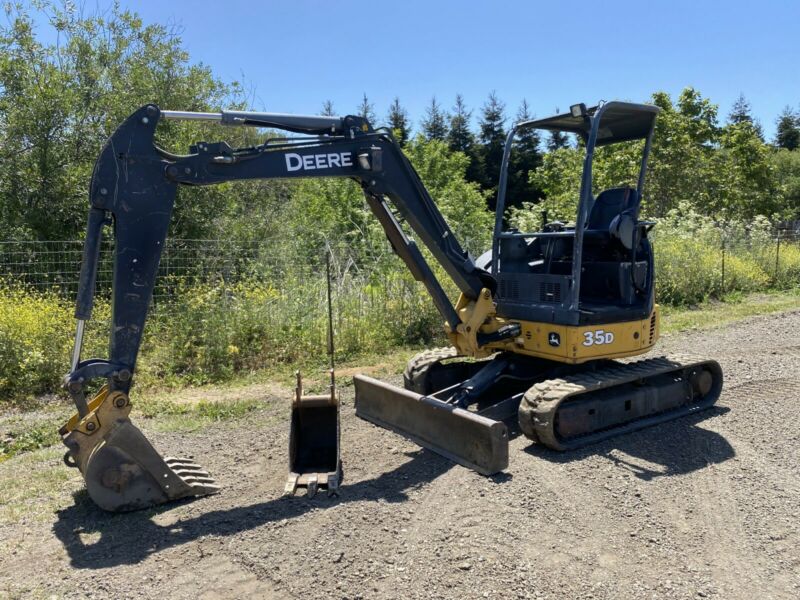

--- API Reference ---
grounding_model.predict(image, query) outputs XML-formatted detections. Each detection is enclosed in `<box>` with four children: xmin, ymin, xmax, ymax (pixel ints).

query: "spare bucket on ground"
<box><xmin>285</xmin><ymin>370</ymin><xmax>342</xmax><ymax>497</ymax></box>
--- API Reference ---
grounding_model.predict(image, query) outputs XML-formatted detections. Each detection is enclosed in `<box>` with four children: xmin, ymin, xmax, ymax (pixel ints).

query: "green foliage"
<box><xmin>0</xmin><ymin>283</ymin><xmax>73</xmax><ymax>401</ymax></box>
<box><xmin>771</xmin><ymin>149</ymin><xmax>800</xmax><ymax>217</ymax></box>
<box><xmin>447</xmin><ymin>94</ymin><xmax>473</xmax><ymax>153</ymax></box>
<box><xmin>421</xmin><ymin>96</ymin><xmax>448</xmax><ymax>141</ymax></box>
<box><xmin>402</xmin><ymin>137</ymin><xmax>492</xmax><ymax>253</ymax></box>
<box><xmin>357</xmin><ymin>92</ymin><xmax>376</xmax><ymax>124</ymax></box>
<box><xmin>2</xmin><ymin>218</ymin><xmax>798</xmax><ymax>403</ymax></box>
<box><xmin>652</xmin><ymin>206</ymin><xmax>792</xmax><ymax>305</ymax></box>
<box><xmin>387</xmin><ymin>97</ymin><xmax>411</xmax><ymax>146</ymax></box>
<box><xmin>476</xmin><ymin>92</ymin><xmax>507</xmax><ymax>196</ymax></box>
<box><xmin>0</xmin><ymin>421</ymin><xmax>59</xmax><ymax>462</ymax></box>
<box><xmin>0</xmin><ymin>281</ymin><xmax>109</xmax><ymax>403</ymax></box>
<box><xmin>0</xmin><ymin>1</ymin><xmax>254</xmax><ymax>240</ymax></box>
<box><xmin>775</xmin><ymin>106</ymin><xmax>799</xmax><ymax>150</ymax></box>
<box><xmin>447</xmin><ymin>94</ymin><xmax>482</xmax><ymax>185</ymax></box>
<box><xmin>525</xmin><ymin>88</ymin><xmax>794</xmax><ymax>222</ymax></box>
<box><xmin>506</xmin><ymin>100</ymin><xmax>543</xmax><ymax>208</ymax></box>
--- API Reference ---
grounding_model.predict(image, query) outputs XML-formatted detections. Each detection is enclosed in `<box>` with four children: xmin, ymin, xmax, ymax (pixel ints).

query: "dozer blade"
<box><xmin>60</xmin><ymin>386</ymin><xmax>219</xmax><ymax>512</ymax></box>
<box><xmin>285</xmin><ymin>371</ymin><xmax>342</xmax><ymax>497</ymax></box>
<box><xmin>354</xmin><ymin>375</ymin><xmax>508</xmax><ymax>475</ymax></box>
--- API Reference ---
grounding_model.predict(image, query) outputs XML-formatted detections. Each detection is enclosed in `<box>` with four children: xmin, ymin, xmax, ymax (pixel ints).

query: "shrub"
<box><xmin>0</xmin><ymin>224</ymin><xmax>796</xmax><ymax>403</ymax></box>
<box><xmin>0</xmin><ymin>284</ymin><xmax>73</xmax><ymax>402</ymax></box>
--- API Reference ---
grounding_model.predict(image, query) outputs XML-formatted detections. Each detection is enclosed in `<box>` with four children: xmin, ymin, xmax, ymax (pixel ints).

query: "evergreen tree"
<box><xmin>447</xmin><ymin>94</ymin><xmax>473</xmax><ymax>153</ymax></box>
<box><xmin>546</xmin><ymin>107</ymin><xmax>569</xmax><ymax>151</ymax></box>
<box><xmin>507</xmin><ymin>99</ymin><xmax>543</xmax><ymax>207</ymax></box>
<box><xmin>386</xmin><ymin>97</ymin><xmax>411</xmax><ymax>145</ymax></box>
<box><xmin>320</xmin><ymin>100</ymin><xmax>335</xmax><ymax>116</ymax></box>
<box><xmin>728</xmin><ymin>93</ymin><xmax>764</xmax><ymax>140</ymax></box>
<box><xmin>775</xmin><ymin>106</ymin><xmax>800</xmax><ymax>151</ymax></box>
<box><xmin>357</xmin><ymin>93</ymin><xmax>376</xmax><ymax>124</ymax></box>
<box><xmin>421</xmin><ymin>96</ymin><xmax>449</xmax><ymax>141</ymax></box>
<box><xmin>728</xmin><ymin>93</ymin><xmax>754</xmax><ymax>124</ymax></box>
<box><xmin>447</xmin><ymin>94</ymin><xmax>481</xmax><ymax>184</ymax></box>
<box><xmin>477</xmin><ymin>91</ymin><xmax>507</xmax><ymax>201</ymax></box>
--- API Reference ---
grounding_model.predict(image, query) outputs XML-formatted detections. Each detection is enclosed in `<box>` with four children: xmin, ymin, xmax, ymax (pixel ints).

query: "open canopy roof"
<box><xmin>521</xmin><ymin>101</ymin><xmax>660</xmax><ymax>146</ymax></box>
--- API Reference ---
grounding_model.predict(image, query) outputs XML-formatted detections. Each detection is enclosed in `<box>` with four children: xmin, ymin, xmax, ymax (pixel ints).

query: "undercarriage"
<box><xmin>354</xmin><ymin>349</ymin><xmax>723</xmax><ymax>473</ymax></box>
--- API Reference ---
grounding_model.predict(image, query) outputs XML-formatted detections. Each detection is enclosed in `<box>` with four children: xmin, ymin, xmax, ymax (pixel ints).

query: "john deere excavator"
<box><xmin>60</xmin><ymin>100</ymin><xmax>722</xmax><ymax>511</ymax></box>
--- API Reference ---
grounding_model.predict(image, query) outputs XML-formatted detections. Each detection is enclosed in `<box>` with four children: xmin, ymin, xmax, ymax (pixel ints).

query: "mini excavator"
<box><xmin>60</xmin><ymin>101</ymin><xmax>722</xmax><ymax>511</ymax></box>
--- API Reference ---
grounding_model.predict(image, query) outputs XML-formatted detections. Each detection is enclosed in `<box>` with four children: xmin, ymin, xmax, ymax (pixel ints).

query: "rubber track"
<box><xmin>518</xmin><ymin>354</ymin><xmax>722</xmax><ymax>451</ymax></box>
<box><xmin>403</xmin><ymin>347</ymin><xmax>459</xmax><ymax>394</ymax></box>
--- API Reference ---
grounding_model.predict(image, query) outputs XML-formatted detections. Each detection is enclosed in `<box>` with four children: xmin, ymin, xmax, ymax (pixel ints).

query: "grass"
<box><xmin>1</xmin><ymin>289</ymin><xmax>797</xmax><ymax>461</ymax></box>
<box><xmin>0</xmin><ymin>445</ymin><xmax>79</xmax><ymax>525</ymax></box>
<box><xmin>659</xmin><ymin>289</ymin><xmax>800</xmax><ymax>334</ymax></box>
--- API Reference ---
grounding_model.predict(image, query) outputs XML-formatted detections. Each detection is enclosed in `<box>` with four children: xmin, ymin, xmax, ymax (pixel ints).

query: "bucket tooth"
<box><xmin>60</xmin><ymin>386</ymin><xmax>219</xmax><ymax>512</ymax></box>
<box><xmin>285</xmin><ymin>370</ymin><xmax>342</xmax><ymax>497</ymax></box>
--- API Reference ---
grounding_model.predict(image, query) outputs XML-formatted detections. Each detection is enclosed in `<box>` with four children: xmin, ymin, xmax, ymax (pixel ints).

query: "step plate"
<box><xmin>354</xmin><ymin>375</ymin><xmax>508</xmax><ymax>475</ymax></box>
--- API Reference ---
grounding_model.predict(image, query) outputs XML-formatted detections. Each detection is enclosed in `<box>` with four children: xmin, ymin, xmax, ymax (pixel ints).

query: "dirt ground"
<box><xmin>1</xmin><ymin>310</ymin><xmax>799</xmax><ymax>599</ymax></box>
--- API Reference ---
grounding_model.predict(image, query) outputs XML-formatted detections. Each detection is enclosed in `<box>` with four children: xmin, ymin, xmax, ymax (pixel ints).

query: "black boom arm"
<box><xmin>66</xmin><ymin>104</ymin><xmax>493</xmax><ymax>402</ymax></box>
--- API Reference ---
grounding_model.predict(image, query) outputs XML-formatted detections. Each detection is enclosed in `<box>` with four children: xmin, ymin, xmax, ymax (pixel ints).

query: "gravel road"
<box><xmin>1</xmin><ymin>310</ymin><xmax>799</xmax><ymax>599</ymax></box>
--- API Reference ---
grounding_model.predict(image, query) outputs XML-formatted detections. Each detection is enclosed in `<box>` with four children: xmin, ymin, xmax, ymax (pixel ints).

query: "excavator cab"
<box><xmin>488</xmin><ymin>102</ymin><xmax>659</xmax><ymax>329</ymax></box>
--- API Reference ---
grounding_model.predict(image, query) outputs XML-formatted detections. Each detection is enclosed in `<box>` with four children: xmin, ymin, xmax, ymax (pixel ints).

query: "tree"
<box><xmin>771</xmin><ymin>149</ymin><xmax>800</xmax><ymax>217</ymax></box>
<box><xmin>528</xmin><ymin>87</ymin><xmax>794</xmax><ymax>222</ymax></box>
<box><xmin>403</xmin><ymin>137</ymin><xmax>492</xmax><ymax>253</ymax></box>
<box><xmin>506</xmin><ymin>99</ymin><xmax>543</xmax><ymax>207</ymax></box>
<box><xmin>546</xmin><ymin>107</ymin><xmax>569</xmax><ymax>151</ymax></box>
<box><xmin>775</xmin><ymin>106</ymin><xmax>800</xmax><ymax>151</ymax></box>
<box><xmin>718</xmin><ymin>119</ymin><xmax>778</xmax><ymax>217</ymax></box>
<box><xmin>0</xmin><ymin>1</ymin><xmax>245</xmax><ymax>241</ymax></box>
<box><xmin>728</xmin><ymin>93</ymin><xmax>763</xmax><ymax>140</ymax></box>
<box><xmin>447</xmin><ymin>94</ymin><xmax>473</xmax><ymax>153</ymax></box>
<box><xmin>420</xmin><ymin>96</ymin><xmax>448</xmax><ymax>141</ymax></box>
<box><xmin>321</xmin><ymin>100</ymin><xmax>335</xmax><ymax>116</ymax></box>
<box><xmin>476</xmin><ymin>91</ymin><xmax>506</xmax><ymax>201</ymax></box>
<box><xmin>386</xmin><ymin>97</ymin><xmax>411</xmax><ymax>145</ymax></box>
<box><xmin>728</xmin><ymin>93</ymin><xmax>754</xmax><ymax>125</ymax></box>
<box><xmin>357</xmin><ymin>93</ymin><xmax>376</xmax><ymax>124</ymax></box>
<box><xmin>447</xmin><ymin>94</ymin><xmax>482</xmax><ymax>184</ymax></box>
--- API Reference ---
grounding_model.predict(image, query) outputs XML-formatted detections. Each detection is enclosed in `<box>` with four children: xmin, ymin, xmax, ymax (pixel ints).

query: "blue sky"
<box><xmin>28</xmin><ymin>0</ymin><xmax>800</xmax><ymax>139</ymax></box>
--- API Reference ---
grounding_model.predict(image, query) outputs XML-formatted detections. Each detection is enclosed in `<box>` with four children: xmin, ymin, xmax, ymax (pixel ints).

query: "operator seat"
<box><xmin>587</xmin><ymin>187</ymin><xmax>639</xmax><ymax>231</ymax></box>
<box><xmin>581</xmin><ymin>186</ymin><xmax>646</xmax><ymax>306</ymax></box>
<box><xmin>584</xmin><ymin>186</ymin><xmax>640</xmax><ymax>250</ymax></box>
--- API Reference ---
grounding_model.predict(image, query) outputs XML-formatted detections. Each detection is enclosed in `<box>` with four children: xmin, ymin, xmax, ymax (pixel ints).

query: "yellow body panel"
<box><xmin>493</xmin><ymin>306</ymin><xmax>659</xmax><ymax>364</ymax></box>
<box><xmin>447</xmin><ymin>288</ymin><xmax>660</xmax><ymax>365</ymax></box>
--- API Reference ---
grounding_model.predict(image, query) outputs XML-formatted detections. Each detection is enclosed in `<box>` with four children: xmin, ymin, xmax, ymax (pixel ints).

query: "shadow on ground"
<box><xmin>54</xmin><ymin>408</ymin><xmax>734</xmax><ymax>569</ymax></box>
<box><xmin>54</xmin><ymin>448</ymin><xmax>456</xmax><ymax>569</ymax></box>
<box><xmin>522</xmin><ymin>406</ymin><xmax>735</xmax><ymax>480</ymax></box>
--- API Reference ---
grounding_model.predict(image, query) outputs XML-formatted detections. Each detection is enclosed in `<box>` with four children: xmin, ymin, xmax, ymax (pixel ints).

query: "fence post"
<box><xmin>720</xmin><ymin>229</ymin><xmax>726</xmax><ymax>296</ymax></box>
<box><xmin>774</xmin><ymin>232</ymin><xmax>781</xmax><ymax>283</ymax></box>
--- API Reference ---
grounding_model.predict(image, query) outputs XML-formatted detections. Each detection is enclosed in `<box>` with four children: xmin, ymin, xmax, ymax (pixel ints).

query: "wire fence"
<box><xmin>0</xmin><ymin>225</ymin><xmax>798</xmax><ymax>304</ymax></box>
<box><xmin>0</xmin><ymin>238</ymin><xmax>378</xmax><ymax>298</ymax></box>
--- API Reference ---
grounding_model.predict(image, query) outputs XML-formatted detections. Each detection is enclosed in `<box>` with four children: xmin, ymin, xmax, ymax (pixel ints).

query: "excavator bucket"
<box><xmin>60</xmin><ymin>386</ymin><xmax>219</xmax><ymax>512</ymax></box>
<box><xmin>285</xmin><ymin>371</ymin><xmax>342</xmax><ymax>497</ymax></box>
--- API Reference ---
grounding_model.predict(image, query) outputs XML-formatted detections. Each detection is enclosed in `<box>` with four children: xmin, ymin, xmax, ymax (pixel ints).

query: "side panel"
<box><xmin>487</xmin><ymin>306</ymin><xmax>659</xmax><ymax>364</ymax></box>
